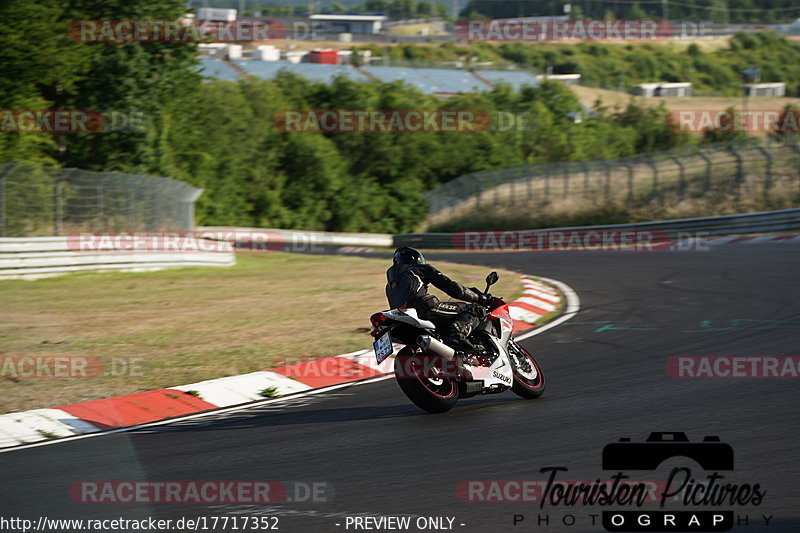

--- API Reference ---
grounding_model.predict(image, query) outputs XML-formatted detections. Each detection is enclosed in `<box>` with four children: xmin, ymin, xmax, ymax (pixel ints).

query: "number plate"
<box><xmin>373</xmin><ymin>331</ymin><xmax>393</xmax><ymax>364</ymax></box>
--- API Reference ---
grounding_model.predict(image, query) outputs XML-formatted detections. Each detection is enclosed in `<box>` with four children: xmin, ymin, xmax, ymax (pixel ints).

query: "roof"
<box><xmin>742</xmin><ymin>82</ymin><xmax>786</xmax><ymax>88</ymax></box>
<box><xmin>309</xmin><ymin>14</ymin><xmax>387</xmax><ymax>21</ymax></box>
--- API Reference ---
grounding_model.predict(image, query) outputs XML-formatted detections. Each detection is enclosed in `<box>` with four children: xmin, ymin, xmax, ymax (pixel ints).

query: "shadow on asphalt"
<box><xmin>137</xmin><ymin>394</ymin><xmax>525</xmax><ymax>434</ymax></box>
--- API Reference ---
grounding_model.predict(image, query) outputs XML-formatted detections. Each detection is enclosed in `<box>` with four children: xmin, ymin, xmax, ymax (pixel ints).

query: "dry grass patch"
<box><xmin>0</xmin><ymin>253</ymin><xmax>521</xmax><ymax>413</ymax></box>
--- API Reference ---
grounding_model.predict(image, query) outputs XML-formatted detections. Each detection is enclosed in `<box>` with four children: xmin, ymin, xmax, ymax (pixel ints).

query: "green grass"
<box><xmin>0</xmin><ymin>252</ymin><xmax>523</xmax><ymax>414</ymax></box>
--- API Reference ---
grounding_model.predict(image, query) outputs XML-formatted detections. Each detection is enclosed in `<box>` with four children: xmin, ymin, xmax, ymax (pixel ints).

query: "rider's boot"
<box><xmin>448</xmin><ymin>335</ymin><xmax>488</xmax><ymax>375</ymax></box>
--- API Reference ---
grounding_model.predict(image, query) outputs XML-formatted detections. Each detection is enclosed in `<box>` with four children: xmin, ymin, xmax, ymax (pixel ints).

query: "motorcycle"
<box><xmin>369</xmin><ymin>271</ymin><xmax>545</xmax><ymax>413</ymax></box>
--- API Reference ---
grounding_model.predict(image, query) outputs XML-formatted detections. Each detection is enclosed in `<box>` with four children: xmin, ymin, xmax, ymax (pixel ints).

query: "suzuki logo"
<box><xmin>492</xmin><ymin>370</ymin><xmax>511</xmax><ymax>384</ymax></box>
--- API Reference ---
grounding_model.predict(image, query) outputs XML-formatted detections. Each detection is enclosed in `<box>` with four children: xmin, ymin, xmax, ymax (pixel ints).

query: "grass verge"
<box><xmin>0</xmin><ymin>252</ymin><xmax>522</xmax><ymax>414</ymax></box>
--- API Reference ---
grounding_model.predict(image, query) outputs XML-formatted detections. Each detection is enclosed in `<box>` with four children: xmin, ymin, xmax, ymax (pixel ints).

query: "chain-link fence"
<box><xmin>424</xmin><ymin>138</ymin><xmax>800</xmax><ymax>228</ymax></box>
<box><xmin>0</xmin><ymin>163</ymin><xmax>203</xmax><ymax>237</ymax></box>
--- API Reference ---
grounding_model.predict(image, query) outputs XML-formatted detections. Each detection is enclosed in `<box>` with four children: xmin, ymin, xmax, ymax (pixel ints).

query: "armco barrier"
<box><xmin>198</xmin><ymin>226</ymin><xmax>394</xmax><ymax>250</ymax></box>
<box><xmin>395</xmin><ymin>208</ymin><xmax>800</xmax><ymax>249</ymax></box>
<box><xmin>0</xmin><ymin>236</ymin><xmax>236</xmax><ymax>280</ymax></box>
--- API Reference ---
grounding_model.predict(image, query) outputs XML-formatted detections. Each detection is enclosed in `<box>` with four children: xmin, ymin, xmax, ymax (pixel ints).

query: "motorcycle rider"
<box><xmin>385</xmin><ymin>247</ymin><xmax>493</xmax><ymax>356</ymax></box>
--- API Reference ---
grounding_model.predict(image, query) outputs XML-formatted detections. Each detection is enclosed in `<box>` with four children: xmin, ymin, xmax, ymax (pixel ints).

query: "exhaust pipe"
<box><xmin>417</xmin><ymin>335</ymin><xmax>456</xmax><ymax>360</ymax></box>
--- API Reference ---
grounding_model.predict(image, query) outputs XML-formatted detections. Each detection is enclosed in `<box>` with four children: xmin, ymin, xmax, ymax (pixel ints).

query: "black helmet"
<box><xmin>393</xmin><ymin>247</ymin><xmax>425</xmax><ymax>265</ymax></box>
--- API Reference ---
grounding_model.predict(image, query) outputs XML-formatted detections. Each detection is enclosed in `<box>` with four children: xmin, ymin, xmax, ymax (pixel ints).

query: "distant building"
<box><xmin>537</xmin><ymin>73</ymin><xmax>581</xmax><ymax>85</ymax></box>
<box><xmin>635</xmin><ymin>82</ymin><xmax>692</xmax><ymax>98</ymax></box>
<box><xmin>309</xmin><ymin>13</ymin><xmax>387</xmax><ymax>34</ymax></box>
<box><xmin>742</xmin><ymin>83</ymin><xmax>786</xmax><ymax>98</ymax></box>
<box><xmin>196</xmin><ymin>8</ymin><xmax>237</xmax><ymax>21</ymax></box>
<box><xmin>307</xmin><ymin>49</ymin><xmax>340</xmax><ymax>64</ymax></box>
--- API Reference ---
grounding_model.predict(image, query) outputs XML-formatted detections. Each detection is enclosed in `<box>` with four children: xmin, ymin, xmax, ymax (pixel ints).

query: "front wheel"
<box><xmin>508</xmin><ymin>340</ymin><xmax>546</xmax><ymax>399</ymax></box>
<box><xmin>394</xmin><ymin>347</ymin><xmax>459</xmax><ymax>413</ymax></box>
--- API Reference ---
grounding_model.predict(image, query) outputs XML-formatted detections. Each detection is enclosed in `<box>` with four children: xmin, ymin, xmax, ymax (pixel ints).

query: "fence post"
<box><xmin>669</xmin><ymin>156</ymin><xmax>686</xmax><ymax>200</ymax></box>
<box><xmin>728</xmin><ymin>145</ymin><xmax>745</xmax><ymax>200</ymax></box>
<box><xmin>622</xmin><ymin>162</ymin><xmax>634</xmax><ymax>205</ymax></box>
<box><xmin>581</xmin><ymin>161</ymin><xmax>589</xmax><ymax>197</ymax></box>
<box><xmin>755</xmin><ymin>146</ymin><xmax>773</xmax><ymax>204</ymax></box>
<box><xmin>697</xmin><ymin>150</ymin><xmax>713</xmax><ymax>194</ymax></box>
<box><xmin>544</xmin><ymin>169</ymin><xmax>550</xmax><ymax>198</ymax></box>
<box><xmin>0</xmin><ymin>164</ymin><xmax>11</xmax><ymax>237</ymax></box>
<box><xmin>645</xmin><ymin>158</ymin><xmax>659</xmax><ymax>203</ymax></box>
<box><xmin>54</xmin><ymin>180</ymin><xmax>64</xmax><ymax>236</ymax></box>
<box><xmin>96</xmin><ymin>186</ymin><xmax>105</xmax><ymax>231</ymax></box>
<box><xmin>127</xmin><ymin>188</ymin><xmax>135</xmax><ymax>230</ymax></box>
<box><xmin>603</xmin><ymin>160</ymin><xmax>612</xmax><ymax>200</ymax></box>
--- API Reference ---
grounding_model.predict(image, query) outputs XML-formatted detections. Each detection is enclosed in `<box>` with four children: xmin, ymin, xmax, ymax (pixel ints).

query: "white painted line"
<box><xmin>0</xmin><ymin>375</ymin><xmax>395</xmax><ymax>454</ymax></box>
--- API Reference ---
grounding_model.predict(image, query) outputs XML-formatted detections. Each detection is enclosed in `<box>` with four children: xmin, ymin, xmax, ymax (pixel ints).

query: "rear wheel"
<box><xmin>394</xmin><ymin>347</ymin><xmax>459</xmax><ymax>413</ymax></box>
<box><xmin>508</xmin><ymin>340</ymin><xmax>545</xmax><ymax>399</ymax></box>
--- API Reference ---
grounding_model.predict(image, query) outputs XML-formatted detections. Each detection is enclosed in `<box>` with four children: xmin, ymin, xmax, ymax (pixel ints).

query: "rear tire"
<box><xmin>394</xmin><ymin>347</ymin><xmax>459</xmax><ymax>413</ymax></box>
<box><xmin>509</xmin><ymin>340</ymin><xmax>546</xmax><ymax>399</ymax></box>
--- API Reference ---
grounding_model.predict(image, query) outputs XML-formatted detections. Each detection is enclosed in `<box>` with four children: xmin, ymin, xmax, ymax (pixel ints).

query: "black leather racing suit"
<box><xmin>385</xmin><ymin>263</ymin><xmax>487</xmax><ymax>351</ymax></box>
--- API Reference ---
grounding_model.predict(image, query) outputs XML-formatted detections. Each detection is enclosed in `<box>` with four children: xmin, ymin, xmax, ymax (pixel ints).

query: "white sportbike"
<box><xmin>370</xmin><ymin>272</ymin><xmax>545</xmax><ymax>413</ymax></box>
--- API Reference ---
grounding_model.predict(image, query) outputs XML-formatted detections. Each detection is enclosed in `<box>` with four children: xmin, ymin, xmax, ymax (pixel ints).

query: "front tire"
<box><xmin>394</xmin><ymin>347</ymin><xmax>459</xmax><ymax>413</ymax></box>
<box><xmin>509</xmin><ymin>340</ymin><xmax>546</xmax><ymax>399</ymax></box>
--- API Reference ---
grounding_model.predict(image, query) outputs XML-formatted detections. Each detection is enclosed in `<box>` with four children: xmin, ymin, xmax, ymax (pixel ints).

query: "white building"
<box><xmin>196</xmin><ymin>8</ymin><xmax>237</xmax><ymax>21</ymax></box>
<box><xmin>537</xmin><ymin>73</ymin><xmax>581</xmax><ymax>85</ymax></box>
<box><xmin>635</xmin><ymin>82</ymin><xmax>692</xmax><ymax>98</ymax></box>
<box><xmin>742</xmin><ymin>83</ymin><xmax>786</xmax><ymax>98</ymax></box>
<box><xmin>309</xmin><ymin>14</ymin><xmax>387</xmax><ymax>34</ymax></box>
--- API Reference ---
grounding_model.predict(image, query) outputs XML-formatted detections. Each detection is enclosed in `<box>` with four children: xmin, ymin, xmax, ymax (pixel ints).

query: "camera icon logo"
<box><xmin>602</xmin><ymin>432</ymin><xmax>734</xmax><ymax>471</ymax></box>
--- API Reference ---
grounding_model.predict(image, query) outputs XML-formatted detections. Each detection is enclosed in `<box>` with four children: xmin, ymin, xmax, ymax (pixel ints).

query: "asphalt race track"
<box><xmin>1</xmin><ymin>245</ymin><xmax>798</xmax><ymax>533</ymax></box>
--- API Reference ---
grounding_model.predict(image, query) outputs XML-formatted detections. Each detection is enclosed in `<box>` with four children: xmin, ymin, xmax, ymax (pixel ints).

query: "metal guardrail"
<box><xmin>198</xmin><ymin>226</ymin><xmax>394</xmax><ymax>250</ymax></box>
<box><xmin>199</xmin><ymin>208</ymin><xmax>800</xmax><ymax>252</ymax></box>
<box><xmin>396</xmin><ymin>208</ymin><xmax>800</xmax><ymax>249</ymax></box>
<box><xmin>0</xmin><ymin>237</ymin><xmax>236</xmax><ymax>280</ymax></box>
